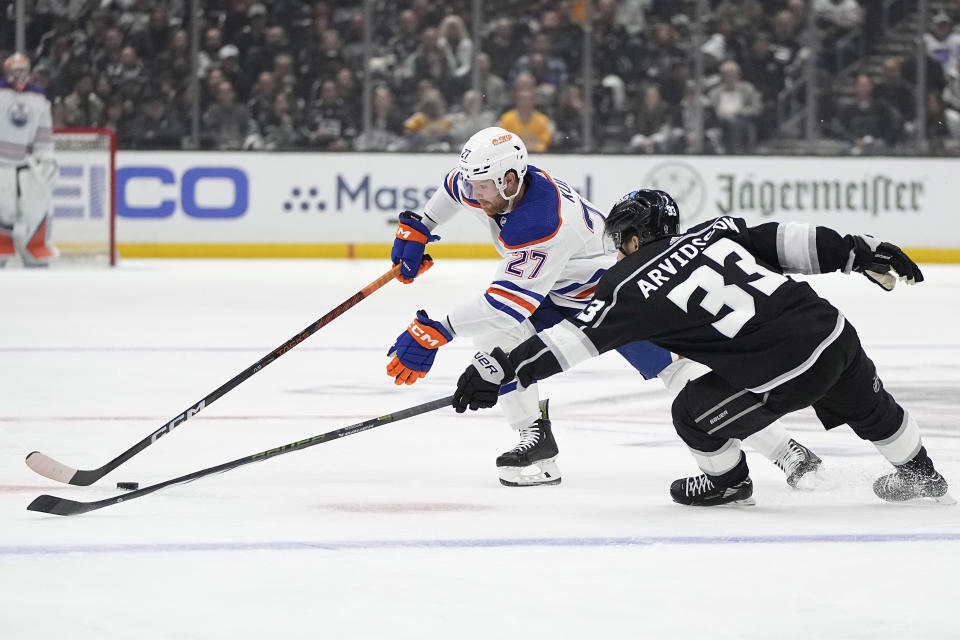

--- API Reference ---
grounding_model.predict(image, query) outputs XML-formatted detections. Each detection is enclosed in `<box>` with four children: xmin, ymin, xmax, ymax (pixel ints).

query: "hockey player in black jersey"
<box><xmin>453</xmin><ymin>188</ymin><xmax>953</xmax><ymax>507</ymax></box>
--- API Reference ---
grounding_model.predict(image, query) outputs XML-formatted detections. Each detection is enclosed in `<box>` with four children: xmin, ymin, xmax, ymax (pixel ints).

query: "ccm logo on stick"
<box><xmin>118</xmin><ymin>166</ymin><xmax>249</xmax><ymax>218</ymax></box>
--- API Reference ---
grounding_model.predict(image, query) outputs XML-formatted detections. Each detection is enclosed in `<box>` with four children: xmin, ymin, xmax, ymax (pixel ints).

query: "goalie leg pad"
<box><xmin>0</xmin><ymin>167</ymin><xmax>18</xmax><ymax>261</ymax></box>
<box><xmin>0</xmin><ymin>220</ymin><xmax>14</xmax><ymax>261</ymax></box>
<box><xmin>16</xmin><ymin>213</ymin><xmax>57</xmax><ymax>266</ymax></box>
<box><xmin>17</xmin><ymin>164</ymin><xmax>54</xmax><ymax>228</ymax></box>
<box><xmin>14</xmin><ymin>166</ymin><xmax>56</xmax><ymax>266</ymax></box>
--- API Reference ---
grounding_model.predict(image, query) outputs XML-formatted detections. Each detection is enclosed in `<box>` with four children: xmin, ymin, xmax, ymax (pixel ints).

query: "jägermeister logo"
<box><xmin>716</xmin><ymin>173</ymin><xmax>925</xmax><ymax>217</ymax></box>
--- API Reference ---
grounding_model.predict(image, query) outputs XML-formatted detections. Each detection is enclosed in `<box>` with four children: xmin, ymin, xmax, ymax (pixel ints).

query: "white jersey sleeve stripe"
<box><xmin>776</xmin><ymin>221</ymin><xmax>820</xmax><ymax>274</ymax></box>
<box><xmin>539</xmin><ymin>320</ymin><xmax>600</xmax><ymax>371</ymax></box>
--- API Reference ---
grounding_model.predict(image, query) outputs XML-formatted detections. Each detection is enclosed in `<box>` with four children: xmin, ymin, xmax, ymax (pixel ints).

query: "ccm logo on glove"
<box><xmin>387</xmin><ymin>310</ymin><xmax>453</xmax><ymax>385</ymax></box>
<box><xmin>408</xmin><ymin>318</ymin><xmax>449</xmax><ymax>348</ymax></box>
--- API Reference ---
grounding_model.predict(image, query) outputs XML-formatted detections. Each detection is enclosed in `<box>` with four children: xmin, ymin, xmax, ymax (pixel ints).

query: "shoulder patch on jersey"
<box><xmin>498</xmin><ymin>166</ymin><xmax>562</xmax><ymax>249</ymax></box>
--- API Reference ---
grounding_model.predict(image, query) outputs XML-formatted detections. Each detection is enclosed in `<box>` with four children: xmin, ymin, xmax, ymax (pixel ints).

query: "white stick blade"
<box><xmin>25</xmin><ymin>451</ymin><xmax>78</xmax><ymax>483</ymax></box>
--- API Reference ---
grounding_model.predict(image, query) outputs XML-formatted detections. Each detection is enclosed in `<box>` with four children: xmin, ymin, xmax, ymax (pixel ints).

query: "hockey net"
<box><xmin>51</xmin><ymin>128</ymin><xmax>116</xmax><ymax>265</ymax></box>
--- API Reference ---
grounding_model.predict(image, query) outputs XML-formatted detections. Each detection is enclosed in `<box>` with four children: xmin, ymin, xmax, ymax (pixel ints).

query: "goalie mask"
<box><xmin>3</xmin><ymin>52</ymin><xmax>31</xmax><ymax>91</ymax></box>
<box><xmin>604</xmin><ymin>189</ymin><xmax>680</xmax><ymax>254</ymax></box>
<box><xmin>457</xmin><ymin>127</ymin><xmax>528</xmax><ymax>212</ymax></box>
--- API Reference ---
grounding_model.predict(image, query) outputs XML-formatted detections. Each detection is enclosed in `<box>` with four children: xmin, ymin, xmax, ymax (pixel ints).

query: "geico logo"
<box><xmin>117</xmin><ymin>166</ymin><xmax>249</xmax><ymax>218</ymax></box>
<box><xmin>409</xmin><ymin>322</ymin><xmax>442</xmax><ymax>347</ymax></box>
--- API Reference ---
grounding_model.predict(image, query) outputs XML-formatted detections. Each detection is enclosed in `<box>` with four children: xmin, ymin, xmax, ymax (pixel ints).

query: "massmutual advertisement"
<box><xmin>106</xmin><ymin>152</ymin><xmax>959</xmax><ymax>259</ymax></box>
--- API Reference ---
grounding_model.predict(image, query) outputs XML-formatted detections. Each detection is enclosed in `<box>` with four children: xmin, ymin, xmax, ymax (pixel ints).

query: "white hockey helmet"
<box><xmin>457</xmin><ymin>127</ymin><xmax>528</xmax><ymax>208</ymax></box>
<box><xmin>3</xmin><ymin>52</ymin><xmax>30</xmax><ymax>90</ymax></box>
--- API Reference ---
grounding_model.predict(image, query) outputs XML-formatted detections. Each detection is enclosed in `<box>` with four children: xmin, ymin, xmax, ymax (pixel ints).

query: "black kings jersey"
<box><xmin>512</xmin><ymin>216</ymin><xmax>859</xmax><ymax>393</ymax></box>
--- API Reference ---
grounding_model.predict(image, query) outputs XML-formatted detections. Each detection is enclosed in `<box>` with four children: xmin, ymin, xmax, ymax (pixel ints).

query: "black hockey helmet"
<box><xmin>604</xmin><ymin>189</ymin><xmax>680</xmax><ymax>252</ymax></box>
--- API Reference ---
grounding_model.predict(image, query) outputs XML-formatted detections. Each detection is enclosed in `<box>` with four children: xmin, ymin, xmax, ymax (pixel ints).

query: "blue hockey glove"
<box><xmin>392</xmin><ymin>211</ymin><xmax>440</xmax><ymax>283</ymax></box>
<box><xmin>387</xmin><ymin>310</ymin><xmax>454</xmax><ymax>385</ymax></box>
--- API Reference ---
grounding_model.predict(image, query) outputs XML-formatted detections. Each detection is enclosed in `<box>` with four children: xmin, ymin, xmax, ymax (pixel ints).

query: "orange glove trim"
<box><xmin>387</xmin><ymin>356</ymin><xmax>427</xmax><ymax>385</ymax></box>
<box><xmin>406</xmin><ymin>317</ymin><xmax>450</xmax><ymax>349</ymax></box>
<box><xmin>396</xmin><ymin>222</ymin><xmax>430</xmax><ymax>244</ymax></box>
<box><xmin>396</xmin><ymin>256</ymin><xmax>434</xmax><ymax>284</ymax></box>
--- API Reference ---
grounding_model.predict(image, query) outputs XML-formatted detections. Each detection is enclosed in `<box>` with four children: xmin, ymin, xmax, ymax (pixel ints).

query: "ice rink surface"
<box><xmin>1</xmin><ymin>258</ymin><xmax>958</xmax><ymax>639</ymax></box>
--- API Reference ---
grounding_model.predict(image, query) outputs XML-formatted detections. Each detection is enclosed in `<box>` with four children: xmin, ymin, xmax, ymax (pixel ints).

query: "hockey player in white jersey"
<box><xmin>0</xmin><ymin>53</ymin><xmax>58</xmax><ymax>268</ymax></box>
<box><xmin>386</xmin><ymin>126</ymin><xmax>821</xmax><ymax>487</ymax></box>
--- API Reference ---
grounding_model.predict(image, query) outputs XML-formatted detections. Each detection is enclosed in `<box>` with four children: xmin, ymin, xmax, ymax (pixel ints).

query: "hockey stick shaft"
<box><xmin>26</xmin><ymin>264</ymin><xmax>402</xmax><ymax>486</ymax></box>
<box><xmin>27</xmin><ymin>395</ymin><xmax>454</xmax><ymax>516</ymax></box>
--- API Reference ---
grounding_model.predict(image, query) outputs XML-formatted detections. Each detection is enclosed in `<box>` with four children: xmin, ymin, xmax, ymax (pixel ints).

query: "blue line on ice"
<box><xmin>3</xmin><ymin>533</ymin><xmax>960</xmax><ymax>556</ymax></box>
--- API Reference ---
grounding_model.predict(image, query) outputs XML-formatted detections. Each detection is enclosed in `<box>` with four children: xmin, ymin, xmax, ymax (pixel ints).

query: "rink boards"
<box><xmin>96</xmin><ymin>152</ymin><xmax>960</xmax><ymax>261</ymax></box>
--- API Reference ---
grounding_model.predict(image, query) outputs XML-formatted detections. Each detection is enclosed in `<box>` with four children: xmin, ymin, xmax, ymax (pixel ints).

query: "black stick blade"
<box><xmin>27</xmin><ymin>494</ymin><xmax>100</xmax><ymax>516</ymax></box>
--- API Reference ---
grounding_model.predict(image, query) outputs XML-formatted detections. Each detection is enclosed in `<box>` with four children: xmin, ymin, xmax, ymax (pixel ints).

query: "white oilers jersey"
<box><xmin>421</xmin><ymin>163</ymin><xmax>613</xmax><ymax>337</ymax></box>
<box><xmin>0</xmin><ymin>81</ymin><xmax>54</xmax><ymax>166</ymax></box>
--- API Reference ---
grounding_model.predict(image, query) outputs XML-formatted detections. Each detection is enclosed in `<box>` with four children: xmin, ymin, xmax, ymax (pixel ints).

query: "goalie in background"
<box><xmin>0</xmin><ymin>52</ymin><xmax>58</xmax><ymax>268</ymax></box>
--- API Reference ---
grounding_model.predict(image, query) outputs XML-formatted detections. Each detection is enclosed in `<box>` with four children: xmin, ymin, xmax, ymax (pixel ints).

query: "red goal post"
<box><xmin>52</xmin><ymin>127</ymin><xmax>117</xmax><ymax>266</ymax></box>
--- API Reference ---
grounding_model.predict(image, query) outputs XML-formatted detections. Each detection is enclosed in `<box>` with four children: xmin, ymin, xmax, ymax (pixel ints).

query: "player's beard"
<box><xmin>479</xmin><ymin>195</ymin><xmax>508</xmax><ymax>216</ymax></box>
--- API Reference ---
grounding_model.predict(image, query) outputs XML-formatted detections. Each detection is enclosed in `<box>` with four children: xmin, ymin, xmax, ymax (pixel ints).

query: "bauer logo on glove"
<box><xmin>453</xmin><ymin>347</ymin><xmax>515</xmax><ymax>413</ymax></box>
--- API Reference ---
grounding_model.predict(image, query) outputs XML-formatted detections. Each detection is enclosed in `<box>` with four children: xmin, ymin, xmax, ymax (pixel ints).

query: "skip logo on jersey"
<box><xmin>7</xmin><ymin>100</ymin><xmax>29</xmax><ymax>128</ymax></box>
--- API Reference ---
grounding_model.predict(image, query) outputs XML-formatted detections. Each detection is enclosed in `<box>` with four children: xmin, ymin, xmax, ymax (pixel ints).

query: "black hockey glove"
<box><xmin>849</xmin><ymin>235</ymin><xmax>924</xmax><ymax>291</ymax></box>
<box><xmin>453</xmin><ymin>348</ymin><xmax>515</xmax><ymax>413</ymax></box>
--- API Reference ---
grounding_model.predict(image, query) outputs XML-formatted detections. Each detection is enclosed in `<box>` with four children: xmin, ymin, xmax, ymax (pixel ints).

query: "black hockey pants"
<box><xmin>671</xmin><ymin>321</ymin><xmax>904</xmax><ymax>483</ymax></box>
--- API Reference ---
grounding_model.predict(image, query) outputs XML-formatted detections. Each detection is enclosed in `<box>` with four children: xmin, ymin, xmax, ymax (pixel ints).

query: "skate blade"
<box><xmin>893</xmin><ymin>492</ymin><xmax>957</xmax><ymax>506</ymax></box>
<box><xmin>498</xmin><ymin>459</ymin><xmax>561</xmax><ymax>487</ymax></box>
<box><xmin>708</xmin><ymin>496</ymin><xmax>757</xmax><ymax>507</ymax></box>
<box><xmin>672</xmin><ymin>496</ymin><xmax>756</xmax><ymax>507</ymax></box>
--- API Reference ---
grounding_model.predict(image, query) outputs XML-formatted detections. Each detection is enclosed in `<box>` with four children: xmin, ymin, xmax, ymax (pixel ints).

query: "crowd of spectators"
<box><xmin>2</xmin><ymin>0</ymin><xmax>958</xmax><ymax>155</ymax></box>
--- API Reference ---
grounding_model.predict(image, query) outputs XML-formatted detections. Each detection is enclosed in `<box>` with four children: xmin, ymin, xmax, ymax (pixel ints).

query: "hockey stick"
<box><xmin>26</xmin><ymin>262</ymin><xmax>408</xmax><ymax>486</ymax></box>
<box><xmin>27</xmin><ymin>395</ymin><xmax>454</xmax><ymax>516</ymax></box>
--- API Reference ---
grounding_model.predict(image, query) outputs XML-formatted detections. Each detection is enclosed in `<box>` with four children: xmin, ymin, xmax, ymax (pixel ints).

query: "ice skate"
<box><xmin>496</xmin><ymin>400</ymin><xmax>560</xmax><ymax>487</ymax></box>
<box><xmin>873</xmin><ymin>457</ymin><xmax>956</xmax><ymax>505</ymax></box>
<box><xmin>774</xmin><ymin>439</ymin><xmax>823</xmax><ymax>489</ymax></box>
<box><xmin>670</xmin><ymin>474</ymin><xmax>755</xmax><ymax>506</ymax></box>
